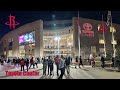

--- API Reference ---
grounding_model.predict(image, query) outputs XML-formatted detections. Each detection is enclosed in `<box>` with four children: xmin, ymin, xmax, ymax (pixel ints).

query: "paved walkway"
<box><xmin>0</xmin><ymin>63</ymin><xmax>15</xmax><ymax>72</ymax></box>
<box><xmin>0</xmin><ymin>63</ymin><xmax>120</xmax><ymax>79</ymax></box>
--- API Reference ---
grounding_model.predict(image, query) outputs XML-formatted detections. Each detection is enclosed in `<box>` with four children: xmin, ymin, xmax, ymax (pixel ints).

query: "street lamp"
<box><xmin>54</xmin><ymin>36</ymin><xmax>61</xmax><ymax>55</ymax></box>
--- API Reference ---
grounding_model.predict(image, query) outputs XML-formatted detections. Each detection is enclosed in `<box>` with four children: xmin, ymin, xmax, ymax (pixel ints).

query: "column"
<box><xmin>72</xmin><ymin>17</ymin><xmax>79</xmax><ymax>57</ymax></box>
<box><xmin>12</xmin><ymin>32</ymin><xmax>19</xmax><ymax>57</ymax></box>
<box><xmin>35</xmin><ymin>20</ymin><xmax>43</xmax><ymax>58</ymax></box>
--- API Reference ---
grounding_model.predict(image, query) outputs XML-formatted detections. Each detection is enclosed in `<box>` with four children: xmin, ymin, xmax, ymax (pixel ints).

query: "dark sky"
<box><xmin>0</xmin><ymin>11</ymin><xmax>120</xmax><ymax>39</ymax></box>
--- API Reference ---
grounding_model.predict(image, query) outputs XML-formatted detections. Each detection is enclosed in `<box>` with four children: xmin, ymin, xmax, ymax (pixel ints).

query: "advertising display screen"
<box><xmin>18</xmin><ymin>32</ymin><xmax>35</xmax><ymax>44</ymax></box>
<box><xmin>19</xmin><ymin>35</ymin><xmax>25</xmax><ymax>43</ymax></box>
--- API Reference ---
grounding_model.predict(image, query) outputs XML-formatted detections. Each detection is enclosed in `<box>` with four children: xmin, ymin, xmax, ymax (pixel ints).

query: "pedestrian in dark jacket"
<box><xmin>75</xmin><ymin>56</ymin><xmax>78</xmax><ymax>68</ymax></box>
<box><xmin>71</xmin><ymin>57</ymin><xmax>72</xmax><ymax>63</ymax></box>
<box><xmin>101</xmin><ymin>55</ymin><xmax>105</xmax><ymax>68</ymax></box>
<box><xmin>15</xmin><ymin>59</ymin><xmax>18</xmax><ymax>68</ymax></box>
<box><xmin>43</xmin><ymin>57</ymin><xmax>48</xmax><ymax>75</ymax></box>
<box><xmin>20</xmin><ymin>58</ymin><xmax>25</xmax><ymax>71</ymax></box>
<box><xmin>29</xmin><ymin>57</ymin><xmax>35</xmax><ymax>69</ymax></box>
<box><xmin>112</xmin><ymin>57</ymin><xmax>115</xmax><ymax>68</ymax></box>
<box><xmin>25</xmin><ymin>58</ymin><xmax>29</xmax><ymax>71</ymax></box>
<box><xmin>79</xmin><ymin>56</ymin><xmax>84</xmax><ymax>68</ymax></box>
<box><xmin>1</xmin><ymin>60</ymin><xmax>4</xmax><ymax>65</ymax></box>
<box><xmin>13</xmin><ymin>58</ymin><xmax>16</xmax><ymax>66</ymax></box>
<box><xmin>37</xmin><ymin>57</ymin><xmax>40</xmax><ymax>64</ymax></box>
<box><xmin>17</xmin><ymin>57</ymin><xmax>20</xmax><ymax>67</ymax></box>
<box><xmin>7</xmin><ymin>58</ymin><xmax>10</xmax><ymax>63</ymax></box>
<box><xmin>48</xmin><ymin>56</ymin><xmax>54</xmax><ymax>76</ymax></box>
<box><xmin>65</xmin><ymin>56</ymin><xmax>71</xmax><ymax>75</ymax></box>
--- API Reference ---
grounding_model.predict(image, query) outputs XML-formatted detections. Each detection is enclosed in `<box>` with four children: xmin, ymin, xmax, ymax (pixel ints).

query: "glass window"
<box><xmin>110</xmin><ymin>26</ymin><xmax>116</xmax><ymax>32</ymax></box>
<box><xmin>99</xmin><ymin>39</ymin><xmax>105</xmax><ymax>44</ymax></box>
<box><xmin>111</xmin><ymin>40</ymin><xmax>117</xmax><ymax>45</ymax></box>
<box><xmin>99</xmin><ymin>48</ymin><xmax>104</xmax><ymax>53</ymax></box>
<box><xmin>91</xmin><ymin>46</ymin><xmax>96</xmax><ymax>53</ymax></box>
<box><xmin>8</xmin><ymin>50</ymin><xmax>12</xmax><ymax>57</ymax></box>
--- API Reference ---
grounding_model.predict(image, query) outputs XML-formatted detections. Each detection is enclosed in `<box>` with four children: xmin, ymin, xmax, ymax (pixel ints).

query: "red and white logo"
<box><xmin>81</xmin><ymin>23</ymin><xmax>94</xmax><ymax>37</ymax></box>
<box><xmin>83</xmin><ymin>23</ymin><xmax>92</xmax><ymax>30</ymax></box>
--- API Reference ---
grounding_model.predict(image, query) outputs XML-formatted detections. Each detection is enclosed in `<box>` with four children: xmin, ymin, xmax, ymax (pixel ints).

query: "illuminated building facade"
<box><xmin>0</xmin><ymin>17</ymin><xmax>120</xmax><ymax>59</ymax></box>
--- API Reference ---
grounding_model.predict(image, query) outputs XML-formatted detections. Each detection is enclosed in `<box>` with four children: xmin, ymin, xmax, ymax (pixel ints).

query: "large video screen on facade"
<box><xmin>18</xmin><ymin>31</ymin><xmax>35</xmax><ymax>44</ymax></box>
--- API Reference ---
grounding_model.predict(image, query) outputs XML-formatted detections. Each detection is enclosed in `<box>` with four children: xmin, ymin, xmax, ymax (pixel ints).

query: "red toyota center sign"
<box><xmin>81</xmin><ymin>23</ymin><xmax>94</xmax><ymax>37</ymax></box>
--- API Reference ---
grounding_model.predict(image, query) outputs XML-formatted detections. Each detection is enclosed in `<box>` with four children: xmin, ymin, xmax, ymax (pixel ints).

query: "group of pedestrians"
<box><xmin>89</xmin><ymin>54</ymin><xmax>106</xmax><ymax>68</ymax></box>
<box><xmin>75</xmin><ymin>56</ymin><xmax>84</xmax><ymax>68</ymax></box>
<box><xmin>42</xmin><ymin>55</ymin><xmax>72</xmax><ymax>79</ymax></box>
<box><xmin>0</xmin><ymin>57</ymin><xmax>40</xmax><ymax>71</ymax></box>
<box><xmin>20</xmin><ymin>57</ymin><xmax>39</xmax><ymax>71</ymax></box>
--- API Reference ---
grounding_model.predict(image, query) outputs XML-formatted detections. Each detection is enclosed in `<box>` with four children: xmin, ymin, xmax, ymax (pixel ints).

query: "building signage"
<box><xmin>5</xmin><ymin>14</ymin><xmax>20</xmax><ymax>30</ymax></box>
<box><xmin>81</xmin><ymin>23</ymin><xmax>94</xmax><ymax>37</ymax></box>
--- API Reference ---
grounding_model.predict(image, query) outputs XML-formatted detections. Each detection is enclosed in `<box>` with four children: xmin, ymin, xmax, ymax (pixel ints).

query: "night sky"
<box><xmin>0</xmin><ymin>11</ymin><xmax>120</xmax><ymax>39</ymax></box>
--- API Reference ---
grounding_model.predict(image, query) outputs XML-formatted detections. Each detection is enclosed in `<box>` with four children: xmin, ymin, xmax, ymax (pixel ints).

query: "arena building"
<box><xmin>0</xmin><ymin>17</ymin><xmax>120</xmax><ymax>59</ymax></box>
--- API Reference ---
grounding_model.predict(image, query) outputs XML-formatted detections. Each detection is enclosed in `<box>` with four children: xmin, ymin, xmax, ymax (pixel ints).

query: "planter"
<box><xmin>118</xmin><ymin>65</ymin><xmax>120</xmax><ymax>72</ymax></box>
<box><xmin>116</xmin><ymin>61</ymin><xmax>120</xmax><ymax>71</ymax></box>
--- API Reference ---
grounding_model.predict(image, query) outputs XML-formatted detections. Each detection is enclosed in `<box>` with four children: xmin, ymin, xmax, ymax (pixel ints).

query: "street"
<box><xmin>0</xmin><ymin>63</ymin><xmax>120</xmax><ymax>79</ymax></box>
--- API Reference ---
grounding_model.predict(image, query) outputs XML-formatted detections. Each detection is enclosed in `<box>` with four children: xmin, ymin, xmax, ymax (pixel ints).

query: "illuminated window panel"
<box><xmin>98</xmin><ymin>24</ymin><xmax>100</xmax><ymax>31</ymax></box>
<box><xmin>4</xmin><ymin>51</ymin><xmax>6</xmax><ymax>55</ymax></box>
<box><xmin>111</xmin><ymin>40</ymin><xmax>117</xmax><ymax>45</ymax></box>
<box><xmin>8</xmin><ymin>50</ymin><xmax>12</xmax><ymax>57</ymax></box>
<box><xmin>99</xmin><ymin>48</ymin><xmax>104</xmax><ymax>53</ymax></box>
<box><xmin>110</xmin><ymin>26</ymin><xmax>116</xmax><ymax>32</ymax></box>
<box><xmin>91</xmin><ymin>46</ymin><xmax>96</xmax><ymax>53</ymax></box>
<box><xmin>99</xmin><ymin>39</ymin><xmax>105</xmax><ymax>44</ymax></box>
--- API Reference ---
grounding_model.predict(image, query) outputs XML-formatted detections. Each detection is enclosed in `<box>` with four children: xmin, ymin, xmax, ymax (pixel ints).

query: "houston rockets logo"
<box><xmin>83</xmin><ymin>23</ymin><xmax>92</xmax><ymax>30</ymax></box>
<box><xmin>5</xmin><ymin>14</ymin><xmax>20</xmax><ymax>30</ymax></box>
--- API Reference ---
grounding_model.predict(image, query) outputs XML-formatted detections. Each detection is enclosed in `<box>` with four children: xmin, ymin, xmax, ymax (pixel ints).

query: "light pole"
<box><xmin>54</xmin><ymin>36</ymin><xmax>61</xmax><ymax>55</ymax></box>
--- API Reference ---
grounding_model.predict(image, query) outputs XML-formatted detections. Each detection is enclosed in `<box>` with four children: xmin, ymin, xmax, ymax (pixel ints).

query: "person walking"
<box><xmin>13</xmin><ymin>58</ymin><xmax>16</xmax><ymax>67</ymax></box>
<box><xmin>20</xmin><ymin>58</ymin><xmax>25</xmax><ymax>71</ymax></box>
<box><xmin>1</xmin><ymin>59</ymin><xmax>4</xmax><ymax>65</ymax></box>
<box><xmin>41</xmin><ymin>57</ymin><xmax>44</xmax><ymax>64</ymax></box>
<box><xmin>25</xmin><ymin>58</ymin><xmax>29</xmax><ymax>71</ymax></box>
<box><xmin>89</xmin><ymin>54</ymin><xmax>93</xmax><ymax>65</ymax></box>
<box><xmin>58</xmin><ymin>55</ymin><xmax>65</xmax><ymax>79</ymax></box>
<box><xmin>75</xmin><ymin>56</ymin><xmax>79</xmax><ymax>68</ymax></box>
<box><xmin>65</xmin><ymin>56</ymin><xmax>71</xmax><ymax>75</ymax></box>
<box><xmin>48</xmin><ymin>56</ymin><xmax>54</xmax><ymax>76</ymax></box>
<box><xmin>54</xmin><ymin>55</ymin><xmax>60</xmax><ymax>76</ymax></box>
<box><xmin>17</xmin><ymin>57</ymin><xmax>20</xmax><ymax>67</ymax></box>
<box><xmin>79</xmin><ymin>56</ymin><xmax>84</xmax><ymax>68</ymax></box>
<box><xmin>43</xmin><ymin>57</ymin><xmax>48</xmax><ymax>75</ymax></box>
<box><xmin>91</xmin><ymin>56</ymin><xmax>95</xmax><ymax>68</ymax></box>
<box><xmin>111</xmin><ymin>57</ymin><xmax>115</xmax><ymax>68</ymax></box>
<box><xmin>29</xmin><ymin>57</ymin><xmax>35</xmax><ymax>69</ymax></box>
<box><xmin>15</xmin><ymin>58</ymin><xmax>19</xmax><ymax>68</ymax></box>
<box><xmin>35</xmin><ymin>58</ymin><xmax>38</xmax><ymax>68</ymax></box>
<box><xmin>101</xmin><ymin>55</ymin><xmax>105</xmax><ymax>68</ymax></box>
<box><xmin>37</xmin><ymin>57</ymin><xmax>40</xmax><ymax>64</ymax></box>
<box><xmin>71</xmin><ymin>57</ymin><xmax>72</xmax><ymax>64</ymax></box>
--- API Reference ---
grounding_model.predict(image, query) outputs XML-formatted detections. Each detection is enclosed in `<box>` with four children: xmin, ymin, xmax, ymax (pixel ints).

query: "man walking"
<box><xmin>79</xmin><ymin>56</ymin><xmax>84</xmax><ymax>68</ymax></box>
<box><xmin>54</xmin><ymin>55</ymin><xmax>60</xmax><ymax>76</ymax></box>
<box><xmin>65</xmin><ymin>56</ymin><xmax>71</xmax><ymax>75</ymax></box>
<box><xmin>101</xmin><ymin>55</ymin><xmax>105</xmax><ymax>68</ymax></box>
